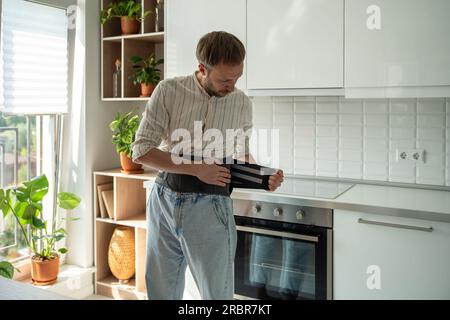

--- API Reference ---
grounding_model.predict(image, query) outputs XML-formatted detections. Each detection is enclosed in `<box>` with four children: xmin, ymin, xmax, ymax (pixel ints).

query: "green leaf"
<box><xmin>58</xmin><ymin>248</ymin><xmax>68</xmax><ymax>254</ymax></box>
<box><xmin>14</xmin><ymin>202</ymin><xmax>28</xmax><ymax>218</ymax></box>
<box><xmin>0</xmin><ymin>189</ymin><xmax>4</xmax><ymax>202</ymax></box>
<box><xmin>54</xmin><ymin>233</ymin><xmax>65</xmax><ymax>242</ymax></box>
<box><xmin>55</xmin><ymin>228</ymin><xmax>67</xmax><ymax>235</ymax></box>
<box><xmin>30</xmin><ymin>188</ymin><xmax>48</xmax><ymax>202</ymax></box>
<box><xmin>22</xmin><ymin>205</ymin><xmax>36</xmax><ymax>221</ymax></box>
<box><xmin>61</xmin><ymin>217</ymin><xmax>80</xmax><ymax>222</ymax></box>
<box><xmin>15</xmin><ymin>187</ymin><xmax>30</xmax><ymax>202</ymax></box>
<box><xmin>130</xmin><ymin>55</ymin><xmax>143</xmax><ymax>64</ymax></box>
<box><xmin>57</xmin><ymin>192</ymin><xmax>81</xmax><ymax>210</ymax></box>
<box><xmin>23</xmin><ymin>175</ymin><xmax>49</xmax><ymax>190</ymax></box>
<box><xmin>30</xmin><ymin>201</ymin><xmax>43</xmax><ymax>212</ymax></box>
<box><xmin>109</xmin><ymin>120</ymin><xmax>119</xmax><ymax>131</ymax></box>
<box><xmin>32</xmin><ymin>216</ymin><xmax>45</xmax><ymax>229</ymax></box>
<box><xmin>1</xmin><ymin>201</ymin><xmax>10</xmax><ymax>218</ymax></box>
<box><xmin>0</xmin><ymin>261</ymin><xmax>14</xmax><ymax>279</ymax></box>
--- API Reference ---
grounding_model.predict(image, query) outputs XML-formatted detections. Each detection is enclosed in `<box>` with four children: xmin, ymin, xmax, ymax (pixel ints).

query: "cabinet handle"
<box><xmin>357</xmin><ymin>218</ymin><xmax>433</xmax><ymax>233</ymax></box>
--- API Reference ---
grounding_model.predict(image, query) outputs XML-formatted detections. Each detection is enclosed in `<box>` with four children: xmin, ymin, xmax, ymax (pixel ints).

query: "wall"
<box><xmin>251</xmin><ymin>96</ymin><xmax>450</xmax><ymax>187</ymax></box>
<box><xmin>60</xmin><ymin>0</ymin><xmax>145</xmax><ymax>268</ymax></box>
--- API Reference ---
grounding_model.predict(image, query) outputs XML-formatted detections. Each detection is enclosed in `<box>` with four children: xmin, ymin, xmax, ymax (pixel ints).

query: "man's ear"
<box><xmin>198</xmin><ymin>63</ymin><xmax>207</xmax><ymax>76</ymax></box>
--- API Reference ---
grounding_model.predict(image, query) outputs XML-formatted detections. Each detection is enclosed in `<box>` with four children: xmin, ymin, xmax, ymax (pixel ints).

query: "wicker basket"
<box><xmin>108</xmin><ymin>227</ymin><xmax>135</xmax><ymax>282</ymax></box>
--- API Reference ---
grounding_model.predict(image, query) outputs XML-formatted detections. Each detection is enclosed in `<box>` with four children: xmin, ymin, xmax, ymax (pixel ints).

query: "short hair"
<box><xmin>196</xmin><ymin>31</ymin><xmax>246</xmax><ymax>69</ymax></box>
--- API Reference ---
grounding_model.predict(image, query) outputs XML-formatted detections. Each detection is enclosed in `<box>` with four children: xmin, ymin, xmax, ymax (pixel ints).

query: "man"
<box><xmin>132</xmin><ymin>31</ymin><xmax>284</xmax><ymax>300</ymax></box>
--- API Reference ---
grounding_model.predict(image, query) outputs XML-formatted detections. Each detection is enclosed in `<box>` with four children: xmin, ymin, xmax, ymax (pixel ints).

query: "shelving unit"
<box><xmin>93</xmin><ymin>168</ymin><xmax>157</xmax><ymax>299</ymax></box>
<box><xmin>101</xmin><ymin>0</ymin><xmax>165</xmax><ymax>101</ymax></box>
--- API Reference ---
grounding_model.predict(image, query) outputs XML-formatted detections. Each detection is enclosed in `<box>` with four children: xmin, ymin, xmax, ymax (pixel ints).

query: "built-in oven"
<box><xmin>233</xmin><ymin>199</ymin><xmax>333</xmax><ymax>300</ymax></box>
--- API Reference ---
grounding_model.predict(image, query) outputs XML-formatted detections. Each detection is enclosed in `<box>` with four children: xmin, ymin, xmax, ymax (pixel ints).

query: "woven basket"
<box><xmin>108</xmin><ymin>227</ymin><xmax>135</xmax><ymax>281</ymax></box>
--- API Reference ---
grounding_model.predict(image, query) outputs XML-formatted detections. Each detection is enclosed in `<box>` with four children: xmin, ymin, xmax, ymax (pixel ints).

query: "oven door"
<box><xmin>234</xmin><ymin>216</ymin><xmax>331</xmax><ymax>300</ymax></box>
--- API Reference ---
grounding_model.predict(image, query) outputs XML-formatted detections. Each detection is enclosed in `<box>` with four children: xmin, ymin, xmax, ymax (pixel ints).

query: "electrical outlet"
<box><xmin>395</xmin><ymin>149</ymin><xmax>426</xmax><ymax>163</ymax></box>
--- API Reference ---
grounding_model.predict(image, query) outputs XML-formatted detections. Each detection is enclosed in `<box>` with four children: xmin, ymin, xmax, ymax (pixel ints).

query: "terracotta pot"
<box><xmin>108</xmin><ymin>227</ymin><xmax>135</xmax><ymax>282</ymax></box>
<box><xmin>121</xmin><ymin>16</ymin><xmax>140</xmax><ymax>35</ymax></box>
<box><xmin>140</xmin><ymin>83</ymin><xmax>156</xmax><ymax>97</ymax></box>
<box><xmin>120</xmin><ymin>152</ymin><xmax>142</xmax><ymax>173</ymax></box>
<box><xmin>31</xmin><ymin>255</ymin><xmax>60</xmax><ymax>286</ymax></box>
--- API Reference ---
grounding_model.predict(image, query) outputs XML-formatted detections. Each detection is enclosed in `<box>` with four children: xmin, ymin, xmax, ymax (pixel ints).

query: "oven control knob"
<box><xmin>252</xmin><ymin>205</ymin><xmax>261</xmax><ymax>214</ymax></box>
<box><xmin>273</xmin><ymin>208</ymin><xmax>282</xmax><ymax>217</ymax></box>
<box><xmin>296</xmin><ymin>210</ymin><xmax>305</xmax><ymax>220</ymax></box>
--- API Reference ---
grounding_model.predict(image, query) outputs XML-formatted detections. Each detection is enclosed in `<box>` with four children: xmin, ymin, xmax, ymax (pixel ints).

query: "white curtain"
<box><xmin>0</xmin><ymin>0</ymin><xmax>68</xmax><ymax>115</ymax></box>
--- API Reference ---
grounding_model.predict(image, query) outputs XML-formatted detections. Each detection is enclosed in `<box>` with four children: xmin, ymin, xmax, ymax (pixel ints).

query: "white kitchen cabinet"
<box><xmin>345</xmin><ymin>0</ymin><xmax>450</xmax><ymax>97</ymax></box>
<box><xmin>334</xmin><ymin>209</ymin><xmax>450</xmax><ymax>299</ymax></box>
<box><xmin>246</xmin><ymin>0</ymin><xmax>344</xmax><ymax>90</ymax></box>
<box><xmin>165</xmin><ymin>0</ymin><xmax>246</xmax><ymax>89</ymax></box>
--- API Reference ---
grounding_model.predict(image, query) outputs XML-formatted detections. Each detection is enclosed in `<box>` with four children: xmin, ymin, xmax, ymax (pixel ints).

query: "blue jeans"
<box><xmin>145</xmin><ymin>183</ymin><xmax>237</xmax><ymax>300</ymax></box>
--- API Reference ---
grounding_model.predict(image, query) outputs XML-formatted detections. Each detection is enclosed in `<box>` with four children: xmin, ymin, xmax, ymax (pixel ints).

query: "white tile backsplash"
<box><xmin>316</xmin><ymin>114</ymin><xmax>338</xmax><ymax>125</ymax></box>
<box><xmin>295</xmin><ymin>103</ymin><xmax>315</xmax><ymax>114</ymax></box>
<box><xmin>294</xmin><ymin>147</ymin><xmax>315</xmax><ymax>159</ymax></box>
<box><xmin>317</xmin><ymin>126</ymin><xmax>338</xmax><ymax>137</ymax></box>
<box><xmin>316</xmin><ymin>148</ymin><xmax>338</xmax><ymax>161</ymax></box>
<box><xmin>295</xmin><ymin>113</ymin><xmax>315</xmax><ymax>125</ymax></box>
<box><xmin>389</xmin><ymin>139</ymin><xmax>416</xmax><ymax>150</ymax></box>
<box><xmin>417</xmin><ymin>114</ymin><xmax>445</xmax><ymax>128</ymax></box>
<box><xmin>339</xmin><ymin>149</ymin><xmax>363</xmax><ymax>161</ymax></box>
<box><xmin>390</xmin><ymin>127</ymin><xmax>415</xmax><ymax>139</ymax></box>
<box><xmin>364</xmin><ymin>138</ymin><xmax>389</xmax><ymax>150</ymax></box>
<box><xmin>316</xmin><ymin>137</ymin><xmax>338</xmax><ymax>149</ymax></box>
<box><xmin>317</xmin><ymin>103</ymin><xmax>338</xmax><ymax>114</ymax></box>
<box><xmin>340</xmin><ymin>126</ymin><xmax>363</xmax><ymax>137</ymax></box>
<box><xmin>417</xmin><ymin>139</ymin><xmax>445</xmax><ymax>153</ymax></box>
<box><xmin>251</xmin><ymin>97</ymin><xmax>450</xmax><ymax>186</ymax></box>
<box><xmin>340</xmin><ymin>114</ymin><xmax>363</xmax><ymax>126</ymax></box>
<box><xmin>417</xmin><ymin>99</ymin><xmax>446</xmax><ymax>114</ymax></box>
<box><xmin>340</xmin><ymin>137</ymin><xmax>363</xmax><ymax>149</ymax></box>
<box><xmin>339</xmin><ymin>101</ymin><xmax>363</xmax><ymax>114</ymax></box>
<box><xmin>316</xmin><ymin>160</ymin><xmax>338</xmax><ymax>177</ymax></box>
<box><xmin>416</xmin><ymin>166</ymin><xmax>445</xmax><ymax>185</ymax></box>
<box><xmin>339</xmin><ymin>161</ymin><xmax>363</xmax><ymax>178</ymax></box>
<box><xmin>389</xmin><ymin>100</ymin><xmax>416</xmax><ymax>114</ymax></box>
<box><xmin>364</xmin><ymin>100</ymin><xmax>388</xmax><ymax>113</ymax></box>
<box><xmin>365</xmin><ymin>127</ymin><xmax>388</xmax><ymax>138</ymax></box>
<box><xmin>390</xmin><ymin>115</ymin><xmax>415</xmax><ymax>127</ymax></box>
<box><xmin>364</xmin><ymin>114</ymin><xmax>388</xmax><ymax>126</ymax></box>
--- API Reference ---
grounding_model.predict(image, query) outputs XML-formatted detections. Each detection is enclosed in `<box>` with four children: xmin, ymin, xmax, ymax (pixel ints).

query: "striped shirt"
<box><xmin>132</xmin><ymin>72</ymin><xmax>253</xmax><ymax>162</ymax></box>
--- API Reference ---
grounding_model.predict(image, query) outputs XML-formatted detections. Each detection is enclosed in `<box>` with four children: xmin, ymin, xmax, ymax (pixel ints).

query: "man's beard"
<box><xmin>201</xmin><ymin>77</ymin><xmax>226</xmax><ymax>97</ymax></box>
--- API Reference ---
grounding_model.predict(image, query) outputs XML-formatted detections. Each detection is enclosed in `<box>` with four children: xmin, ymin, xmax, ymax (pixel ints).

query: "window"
<box><xmin>0</xmin><ymin>114</ymin><xmax>36</xmax><ymax>261</ymax></box>
<box><xmin>0</xmin><ymin>0</ymin><xmax>69</xmax><ymax>264</ymax></box>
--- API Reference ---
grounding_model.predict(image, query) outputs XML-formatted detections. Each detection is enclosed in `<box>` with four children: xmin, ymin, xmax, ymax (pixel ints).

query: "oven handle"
<box><xmin>236</xmin><ymin>225</ymin><xmax>319</xmax><ymax>243</ymax></box>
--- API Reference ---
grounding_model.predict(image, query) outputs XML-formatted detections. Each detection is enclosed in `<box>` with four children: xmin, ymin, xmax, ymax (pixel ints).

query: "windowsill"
<box><xmin>19</xmin><ymin>264</ymin><xmax>95</xmax><ymax>299</ymax></box>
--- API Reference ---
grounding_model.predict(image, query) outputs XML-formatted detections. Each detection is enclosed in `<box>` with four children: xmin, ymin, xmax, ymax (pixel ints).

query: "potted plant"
<box><xmin>100</xmin><ymin>0</ymin><xmax>151</xmax><ymax>35</ymax></box>
<box><xmin>129</xmin><ymin>54</ymin><xmax>164</xmax><ymax>97</ymax></box>
<box><xmin>109</xmin><ymin>111</ymin><xmax>143</xmax><ymax>174</ymax></box>
<box><xmin>0</xmin><ymin>175</ymin><xmax>81</xmax><ymax>285</ymax></box>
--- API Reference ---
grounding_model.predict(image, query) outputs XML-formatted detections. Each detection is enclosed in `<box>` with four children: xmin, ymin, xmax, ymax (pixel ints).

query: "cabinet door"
<box><xmin>345</xmin><ymin>0</ymin><xmax>450</xmax><ymax>88</ymax></box>
<box><xmin>247</xmin><ymin>0</ymin><xmax>344</xmax><ymax>89</ymax></box>
<box><xmin>334</xmin><ymin>210</ymin><xmax>450</xmax><ymax>299</ymax></box>
<box><xmin>166</xmin><ymin>0</ymin><xmax>246</xmax><ymax>89</ymax></box>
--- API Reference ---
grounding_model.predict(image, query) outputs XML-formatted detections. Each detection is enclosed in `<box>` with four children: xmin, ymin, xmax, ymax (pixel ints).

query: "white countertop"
<box><xmin>334</xmin><ymin>184</ymin><xmax>450</xmax><ymax>215</ymax></box>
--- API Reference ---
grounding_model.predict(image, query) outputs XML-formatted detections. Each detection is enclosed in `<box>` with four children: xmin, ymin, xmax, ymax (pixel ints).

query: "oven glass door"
<box><xmin>234</xmin><ymin>216</ymin><xmax>329</xmax><ymax>300</ymax></box>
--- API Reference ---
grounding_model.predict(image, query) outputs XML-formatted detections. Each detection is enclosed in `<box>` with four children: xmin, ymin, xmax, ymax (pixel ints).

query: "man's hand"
<box><xmin>194</xmin><ymin>163</ymin><xmax>231</xmax><ymax>187</ymax></box>
<box><xmin>268</xmin><ymin>169</ymin><xmax>284</xmax><ymax>192</ymax></box>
